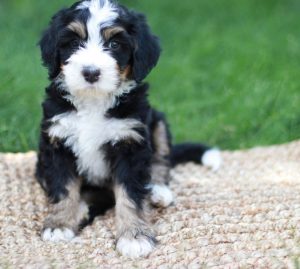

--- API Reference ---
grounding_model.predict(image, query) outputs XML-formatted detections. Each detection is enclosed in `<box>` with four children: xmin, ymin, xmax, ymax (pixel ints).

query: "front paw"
<box><xmin>42</xmin><ymin>227</ymin><xmax>76</xmax><ymax>242</ymax></box>
<box><xmin>116</xmin><ymin>232</ymin><xmax>156</xmax><ymax>258</ymax></box>
<box><xmin>149</xmin><ymin>184</ymin><xmax>174</xmax><ymax>208</ymax></box>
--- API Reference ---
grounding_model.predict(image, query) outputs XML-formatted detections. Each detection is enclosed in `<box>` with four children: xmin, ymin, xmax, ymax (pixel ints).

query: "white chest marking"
<box><xmin>49</xmin><ymin>109</ymin><xmax>143</xmax><ymax>183</ymax></box>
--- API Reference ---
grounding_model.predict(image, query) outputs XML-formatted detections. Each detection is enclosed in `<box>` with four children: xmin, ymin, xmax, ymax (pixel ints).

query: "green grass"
<box><xmin>1</xmin><ymin>0</ymin><xmax>300</xmax><ymax>152</ymax></box>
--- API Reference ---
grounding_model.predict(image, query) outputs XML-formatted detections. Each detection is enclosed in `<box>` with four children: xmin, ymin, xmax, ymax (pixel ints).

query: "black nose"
<box><xmin>82</xmin><ymin>66</ymin><xmax>101</xmax><ymax>84</ymax></box>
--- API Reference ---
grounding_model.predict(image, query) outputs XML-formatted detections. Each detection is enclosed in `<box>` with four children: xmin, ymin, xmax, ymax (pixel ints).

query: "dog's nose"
<box><xmin>82</xmin><ymin>66</ymin><xmax>101</xmax><ymax>84</ymax></box>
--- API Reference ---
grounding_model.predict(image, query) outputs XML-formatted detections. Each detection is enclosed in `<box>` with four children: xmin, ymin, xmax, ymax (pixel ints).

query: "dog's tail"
<box><xmin>170</xmin><ymin>143</ymin><xmax>222</xmax><ymax>171</ymax></box>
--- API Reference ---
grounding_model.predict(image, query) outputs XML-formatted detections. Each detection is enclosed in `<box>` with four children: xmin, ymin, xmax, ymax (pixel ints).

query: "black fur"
<box><xmin>171</xmin><ymin>143</ymin><xmax>210</xmax><ymax>167</ymax></box>
<box><xmin>36</xmin><ymin>84</ymin><xmax>77</xmax><ymax>203</ymax></box>
<box><xmin>118</xmin><ymin>10</ymin><xmax>161</xmax><ymax>82</ymax></box>
<box><xmin>40</xmin><ymin>8</ymin><xmax>76</xmax><ymax>79</ymax></box>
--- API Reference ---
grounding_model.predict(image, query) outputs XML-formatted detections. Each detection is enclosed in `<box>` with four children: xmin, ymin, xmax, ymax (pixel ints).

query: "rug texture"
<box><xmin>1</xmin><ymin>141</ymin><xmax>300</xmax><ymax>268</ymax></box>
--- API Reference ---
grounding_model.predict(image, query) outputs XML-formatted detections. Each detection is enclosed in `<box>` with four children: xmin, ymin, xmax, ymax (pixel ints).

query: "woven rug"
<box><xmin>1</xmin><ymin>141</ymin><xmax>300</xmax><ymax>268</ymax></box>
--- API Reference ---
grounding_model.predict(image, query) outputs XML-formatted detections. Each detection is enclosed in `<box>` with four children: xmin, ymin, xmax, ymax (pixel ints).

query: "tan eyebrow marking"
<box><xmin>103</xmin><ymin>26</ymin><xmax>125</xmax><ymax>40</ymax></box>
<box><xmin>67</xmin><ymin>21</ymin><xmax>87</xmax><ymax>39</ymax></box>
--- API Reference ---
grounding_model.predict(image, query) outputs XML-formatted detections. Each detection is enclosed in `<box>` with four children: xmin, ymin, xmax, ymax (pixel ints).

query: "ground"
<box><xmin>1</xmin><ymin>0</ymin><xmax>300</xmax><ymax>152</ymax></box>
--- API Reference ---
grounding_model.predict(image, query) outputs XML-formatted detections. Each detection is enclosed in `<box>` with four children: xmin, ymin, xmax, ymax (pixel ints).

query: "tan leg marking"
<box><xmin>153</xmin><ymin>121</ymin><xmax>170</xmax><ymax>156</ymax></box>
<box><xmin>150</xmin><ymin>121</ymin><xmax>174</xmax><ymax>207</ymax></box>
<box><xmin>151</xmin><ymin>120</ymin><xmax>171</xmax><ymax>184</ymax></box>
<box><xmin>42</xmin><ymin>180</ymin><xmax>89</xmax><ymax>242</ymax></box>
<box><xmin>151</xmin><ymin>156</ymin><xmax>170</xmax><ymax>185</ymax></box>
<box><xmin>114</xmin><ymin>185</ymin><xmax>155</xmax><ymax>258</ymax></box>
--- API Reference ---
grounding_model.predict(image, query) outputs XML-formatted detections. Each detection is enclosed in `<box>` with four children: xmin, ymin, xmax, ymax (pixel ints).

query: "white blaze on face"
<box><xmin>63</xmin><ymin>0</ymin><xmax>120</xmax><ymax>95</ymax></box>
<box><xmin>85</xmin><ymin>0</ymin><xmax>117</xmax><ymax>43</ymax></box>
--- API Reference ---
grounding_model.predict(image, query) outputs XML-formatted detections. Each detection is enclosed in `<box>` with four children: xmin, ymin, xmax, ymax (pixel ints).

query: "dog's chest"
<box><xmin>49</xmin><ymin>109</ymin><xmax>142</xmax><ymax>183</ymax></box>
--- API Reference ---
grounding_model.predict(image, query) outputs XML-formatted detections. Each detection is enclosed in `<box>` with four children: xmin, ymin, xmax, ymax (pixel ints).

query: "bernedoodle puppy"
<box><xmin>36</xmin><ymin>0</ymin><xmax>221</xmax><ymax>258</ymax></box>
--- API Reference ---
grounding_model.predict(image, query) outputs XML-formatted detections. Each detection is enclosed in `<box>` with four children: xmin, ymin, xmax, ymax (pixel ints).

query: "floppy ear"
<box><xmin>130</xmin><ymin>12</ymin><xmax>161</xmax><ymax>82</ymax></box>
<box><xmin>39</xmin><ymin>9</ymin><xmax>67</xmax><ymax>79</ymax></box>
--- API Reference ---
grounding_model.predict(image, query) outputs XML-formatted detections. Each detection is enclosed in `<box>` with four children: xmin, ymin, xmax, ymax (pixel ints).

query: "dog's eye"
<box><xmin>108</xmin><ymin>41</ymin><xmax>120</xmax><ymax>50</ymax></box>
<box><xmin>70</xmin><ymin>40</ymin><xmax>80</xmax><ymax>48</ymax></box>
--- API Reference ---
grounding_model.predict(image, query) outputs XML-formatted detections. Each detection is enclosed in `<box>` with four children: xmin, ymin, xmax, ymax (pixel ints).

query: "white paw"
<box><xmin>149</xmin><ymin>184</ymin><xmax>173</xmax><ymax>207</ymax></box>
<box><xmin>116</xmin><ymin>236</ymin><xmax>155</xmax><ymax>258</ymax></box>
<box><xmin>42</xmin><ymin>228</ymin><xmax>75</xmax><ymax>242</ymax></box>
<box><xmin>201</xmin><ymin>148</ymin><xmax>222</xmax><ymax>171</ymax></box>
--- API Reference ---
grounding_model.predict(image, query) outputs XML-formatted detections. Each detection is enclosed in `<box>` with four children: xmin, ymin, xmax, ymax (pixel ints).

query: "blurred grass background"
<box><xmin>0</xmin><ymin>0</ymin><xmax>300</xmax><ymax>152</ymax></box>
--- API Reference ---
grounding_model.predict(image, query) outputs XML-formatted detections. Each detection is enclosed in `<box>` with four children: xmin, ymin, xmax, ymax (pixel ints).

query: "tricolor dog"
<box><xmin>36</xmin><ymin>0</ymin><xmax>221</xmax><ymax>258</ymax></box>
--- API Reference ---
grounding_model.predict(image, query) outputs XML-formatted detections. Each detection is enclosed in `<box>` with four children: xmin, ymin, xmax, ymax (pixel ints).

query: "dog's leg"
<box><xmin>107</xmin><ymin>139</ymin><xmax>155</xmax><ymax>258</ymax></box>
<box><xmin>150</xmin><ymin>157</ymin><xmax>173</xmax><ymax>208</ymax></box>
<box><xmin>42</xmin><ymin>180</ymin><xmax>89</xmax><ymax>242</ymax></box>
<box><xmin>114</xmin><ymin>185</ymin><xmax>155</xmax><ymax>258</ymax></box>
<box><xmin>36</xmin><ymin>138</ymin><xmax>89</xmax><ymax>242</ymax></box>
<box><xmin>149</xmin><ymin>119</ymin><xmax>174</xmax><ymax>207</ymax></box>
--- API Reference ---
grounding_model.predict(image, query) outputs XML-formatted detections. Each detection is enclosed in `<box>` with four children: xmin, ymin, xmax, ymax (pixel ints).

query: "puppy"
<box><xmin>36</xmin><ymin>0</ymin><xmax>221</xmax><ymax>258</ymax></box>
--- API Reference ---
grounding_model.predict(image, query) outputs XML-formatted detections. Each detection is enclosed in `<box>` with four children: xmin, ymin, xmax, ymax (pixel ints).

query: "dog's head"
<box><xmin>40</xmin><ymin>0</ymin><xmax>160</xmax><ymax>95</ymax></box>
